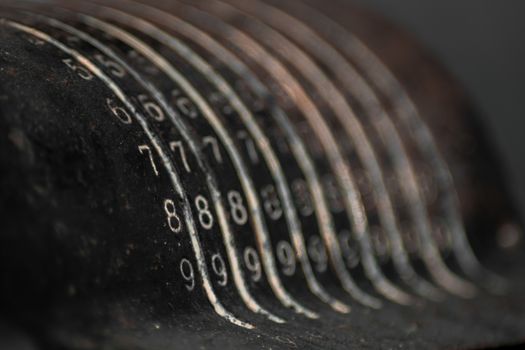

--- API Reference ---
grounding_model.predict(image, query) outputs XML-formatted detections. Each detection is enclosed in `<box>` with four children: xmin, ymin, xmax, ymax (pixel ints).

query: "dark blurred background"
<box><xmin>354</xmin><ymin>0</ymin><xmax>525</xmax><ymax>221</ymax></box>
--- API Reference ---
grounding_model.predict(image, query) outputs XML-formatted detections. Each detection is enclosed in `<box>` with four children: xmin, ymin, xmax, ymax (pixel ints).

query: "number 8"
<box><xmin>195</xmin><ymin>195</ymin><xmax>214</xmax><ymax>230</ymax></box>
<box><xmin>228</xmin><ymin>190</ymin><xmax>248</xmax><ymax>225</ymax></box>
<box><xmin>164</xmin><ymin>199</ymin><xmax>182</xmax><ymax>233</ymax></box>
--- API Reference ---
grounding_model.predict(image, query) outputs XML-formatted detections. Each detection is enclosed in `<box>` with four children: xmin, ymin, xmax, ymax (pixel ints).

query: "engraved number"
<box><xmin>180</xmin><ymin>258</ymin><xmax>195</xmax><ymax>291</ymax></box>
<box><xmin>195</xmin><ymin>195</ymin><xmax>214</xmax><ymax>230</ymax></box>
<box><xmin>169</xmin><ymin>140</ymin><xmax>191</xmax><ymax>173</ymax></box>
<box><xmin>107</xmin><ymin>98</ymin><xmax>132</xmax><ymax>124</ymax></box>
<box><xmin>63</xmin><ymin>58</ymin><xmax>93</xmax><ymax>81</ymax></box>
<box><xmin>164</xmin><ymin>199</ymin><xmax>182</xmax><ymax>234</ymax></box>
<box><xmin>243</xmin><ymin>247</ymin><xmax>261</xmax><ymax>282</ymax></box>
<box><xmin>228</xmin><ymin>190</ymin><xmax>248</xmax><ymax>225</ymax></box>
<box><xmin>276</xmin><ymin>241</ymin><xmax>296</xmax><ymax>276</ymax></box>
<box><xmin>138</xmin><ymin>144</ymin><xmax>159</xmax><ymax>176</ymax></box>
<box><xmin>211</xmin><ymin>253</ymin><xmax>228</xmax><ymax>287</ymax></box>
<box><xmin>172</xmin><ymin>89</ymin><xmax>198</xmax><ymax>118</ymax></box>
<box><xmin>308</xmin><ymin>236</ymin><xmax>328</xmax><ymax>273</ymax></box>
<box><xmin>93</xmin><ymin>54</ymin><xmax>126</xmax><ymax>78</ymax></box>
<box><xmin>202</xmin><ymin>136</ymin><xmax>223</xmax><ymax>164</ymax></box>
<box><xmin>291</xmin><ymin>178</ymin><xmax>314</xmax><ymax>217</ymax></box>
<box><xmin>339</xmin><ymin>230</ymin><xmax>360</xmax><ymax>268</ymax></box>
<box><xmin>261</xmin><ymin>184</ymin><xmax>283</xmax><ymax>220</ymax></box>
<box><xmin>138</xmin><ymin>94</ymin><xmax>165</xmax><ymax>121</ymax></box>
<box><xmin>237</xmin><ymin>130</ymin><xmax>259</xmax><ymax>164</ymax></box>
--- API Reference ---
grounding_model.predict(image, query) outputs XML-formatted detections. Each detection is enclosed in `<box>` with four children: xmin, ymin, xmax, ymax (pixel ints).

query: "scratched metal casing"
<box><xmin>0</xmin><ymin>0</ymin><xmax>524</xmax><ymax>349</ymax></box>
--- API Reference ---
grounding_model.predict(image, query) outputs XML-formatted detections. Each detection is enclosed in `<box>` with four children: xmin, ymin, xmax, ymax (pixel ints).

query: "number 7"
<box><xmin>169</xmin><ymin>141</ymin><xmax>191</xmax><ymax>173</ymax></box>
<box><xmin>138</xmin><ymin>144</ymin><xmax>159</xmax><ymax>176</ymax></box>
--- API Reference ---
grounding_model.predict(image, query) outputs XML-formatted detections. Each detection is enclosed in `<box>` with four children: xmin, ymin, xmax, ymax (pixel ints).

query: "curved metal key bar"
<box><xmin>184</xmin><ymin>0</ymin><xmax>413</xmax><ymax>305</ymax></box>
<box><xmin>0</xmin><ymin>15</ymin><xmax>255</xmax><ymax>329</ymax></box>
<box><xmin>7</xmin><ymin>5</ymin><xmax>296</xmax><ymax>326</ymax></box>
<box><xmin>300</xmin><ymin>0</ymin><xmax>506</xmax><ymax>293</ymax></box>
<box><xmin>214</xmin><ymin>0</ymin><xmax>446</xmax><ymax>301</ymax></box>
<box><xmin>79</xmin><ymin>2</ymin><xmax>351</xmax><ymax>315</ymax></box>
<box><xmin>34</xmin><ymin>0</ymin><xmax>324</xmax><ymax>317</ymax></box>
<box><xmin>123</xmin><ymin>0</ymin><xmax>382</xmax><ymax>309</ymax></box>
<box><xmin>223</xmin><ymin>0</ymin><xmax>475</xmax><ymax>300</ymax></box>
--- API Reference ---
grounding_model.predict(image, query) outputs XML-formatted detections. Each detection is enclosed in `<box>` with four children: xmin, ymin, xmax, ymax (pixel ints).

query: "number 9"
<box><xmin>276</xmin><ymin>241</ymin><xmax>296</xmax><ymax>276</ymax></box>
<box><xmin>307</xmin><ymin>236</ymin><xmax>328</xmax><ymax>273</ymax></box>
<box><xmin>243</xmin><ymin>247</ymin><xmax>262</xmax><ymax>282</ymax></box>
<box><xmin>211</xmin><ymin>253</ymin><xmax>228</xmax><ymax>286</ymax></box>
<box><xmin>179</xmin><ymin>258</ymin><xmax>195</xmax><ymax>291</ymax></box>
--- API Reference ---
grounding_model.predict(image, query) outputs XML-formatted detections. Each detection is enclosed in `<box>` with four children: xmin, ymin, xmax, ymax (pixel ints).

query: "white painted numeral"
<box><xmin>180</xmin><ymin>258</ymin><xmax>195</xmax><ymax>291</ymax></box>
<box><xmin>202</xmin><ymin>136</ymin><xmax>223</xmax><ymax>164</ymax></box>
<box><xmin>172</xmin><ymin>89</ymin><xmax>198</xmax><ymax>118</ymax></box>
<box><xmin>138</xmin><ymin>94</ymin><xmax>165</xmax><ymax>121</ymax></box>
<box><xmin>243</xmin><ymin>247</ymin><xmax>262</xmax><ymax>282</ymax></box>
<box><xmin>169</xmin><ymin>140</ymin><xmax>191</xmax><ymax>173</ymax></box>
<box><xmin>276</xmin><ymin>241</ymin><xmax>296</xmax><ymax>276</ymax></box>
<box><xmin>323</xmin><ymin>175</ymin><xmax>344</xmax><ymax>213</ymax></box>
<box><xmin>63</xmin><ymin>58</ymin><xmax>93</xmax><ymax>81</ymax></box>
<box><xmin>291</xmin><ymin>178</ymin><xmax>314</xmax><ymax>217</ymax></box>
<box><xmin>93</xmin><ymin>54</ymin><xmax>126</xmax><ymax>78</ymax></box>
<box><xmin>261</xmin><ymin>184</ymin><xmax>283</xmax><ymax>220</ymax></box>
<box><xmin>307</xmin><ymin>236</ymin><xmax>328</xmax><ymax>273</ymax></box>
<box><xmin>237</xmin><ymin>130</ymin><xmax>259</xmax><ymax>164</ymax></box>
<box><xmin>370</xmin><ymin>227</ymin><xmax>390</xmax><ymax>263</ymax></box>
<box><xmin>138</xmin><ymin>144</ymin><xmax>159</xmax><ymax>176</ymax></box>
<box><xmin>106</xmin><ymin>98</ymin><xmax>132</xmax><ymax>124</ymax></box>
<box><xmin>228</xmin><ymin>190</ymin><xmax>248</xmax><ymax>225</ymax></box>
<box><xmin>208</xmin><ymin>91</ymin><xmax>233</xmax><ymax>115</ymax></box>
<box><xmin>211</xmin><ymin>253</ymin><xmax>228</xmax><ymax>287</ymax></box>
<box><xmin>339</xmin><ymin>230</ymin><xmax>360</xmax><ymax>268</ymax></box>
<box><xmin>195</xmin><ymin>195</ymin><xmax>214</xmax><ymax>230</ymax></box>
<box><xmin>164</xmin><ymin>199</ymin><xmax>182</xmax><ymax>234</ymax></box>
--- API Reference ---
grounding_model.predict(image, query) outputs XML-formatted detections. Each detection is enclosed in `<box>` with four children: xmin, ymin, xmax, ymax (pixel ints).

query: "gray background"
<box><xmin>354</xmin><ymin>0</ymin><xmax>525</xmax><ymax>219</ymax></box>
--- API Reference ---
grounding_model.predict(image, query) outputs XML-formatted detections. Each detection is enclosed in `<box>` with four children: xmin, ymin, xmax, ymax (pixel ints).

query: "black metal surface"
<box><xmin>0</xmin><ymin>1</ymin><xmax>523</xmax><ymax>349</ymax></box>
